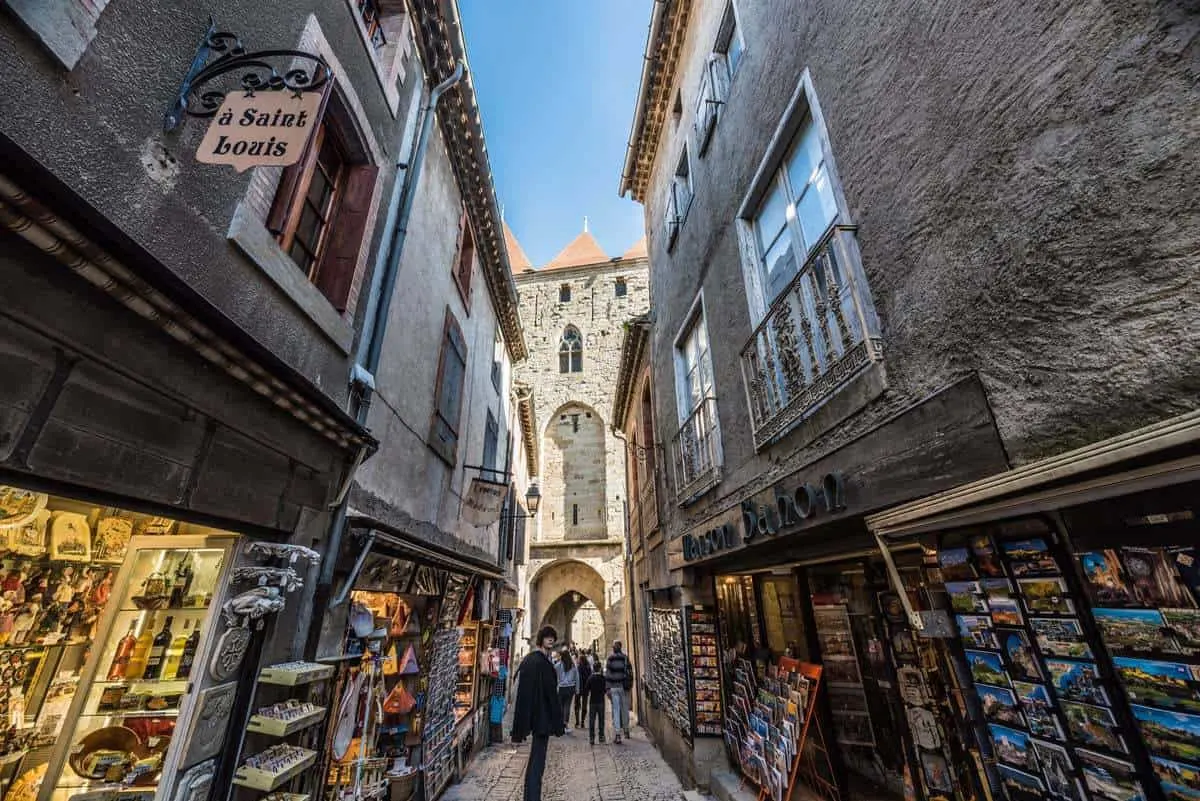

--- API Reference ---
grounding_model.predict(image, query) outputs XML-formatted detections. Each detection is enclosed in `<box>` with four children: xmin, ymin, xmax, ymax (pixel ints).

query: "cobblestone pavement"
<box><xmin>441</xmin><ymin>721</ymin><xmax>687</xmax><ymax>801</ymax></box>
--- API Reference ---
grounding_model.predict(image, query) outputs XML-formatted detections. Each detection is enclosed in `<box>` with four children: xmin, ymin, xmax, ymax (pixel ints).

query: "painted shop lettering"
<box><xmin>211</xmin><ymin>135</ymin><xmax>288</xmax><ymax>157</ymax></box>
<box><xmin>218</xmin><ymin>107</ymin><xmax>312</xmax><ymax>128</ymax></box>
<box><xmin>682</xmin><ymin>524</ymin><xmax>737</xmax><ymax>561</ymax></box>
<box><xmin>743</xmin><ymin>472</ymin><xmax>847</xmax><ymax>543</ymax></box>
<box><xmin>195</xmin><ymin>92</ymin><xmax>324</xmax><ymax>173</ymax></box>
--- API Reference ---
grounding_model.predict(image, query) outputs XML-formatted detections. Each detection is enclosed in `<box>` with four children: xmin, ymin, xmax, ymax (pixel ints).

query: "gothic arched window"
<box><xmin>559</xmin><ymin>326</ymin><xmax>583</xmax><ymax>373</ymax></box>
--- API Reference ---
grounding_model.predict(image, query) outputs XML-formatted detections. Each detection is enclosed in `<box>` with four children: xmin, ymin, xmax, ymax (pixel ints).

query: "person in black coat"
<box><xmin>510</xmin><ymin>625</ymin><xmax>564</xmax><ymax>801</ymax></box>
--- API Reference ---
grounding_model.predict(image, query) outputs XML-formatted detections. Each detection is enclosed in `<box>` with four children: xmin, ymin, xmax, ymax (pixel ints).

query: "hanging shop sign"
<box><xmin>678</xmin><ymin>471</ymin><xmax>849</xmax><ymax>565</ymax></box>
<box><xmin>196</xmin><ymin>92</ymin><xmax>323</xmax><ymax>171</ymax></box>
<box><xmin>162</xmin><ymin>19</ymin><xmax>332</xmax><ymax>170</ymax></box>
<box><xmin>463</xmin><ymin>478</ymin><xmax>508</xmax><ymax>527</ymax></box>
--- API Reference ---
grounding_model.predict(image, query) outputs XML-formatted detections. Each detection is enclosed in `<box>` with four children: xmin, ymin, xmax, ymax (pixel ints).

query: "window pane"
<box><xmin>306</xmin><ymin>170</ymin><xmax>332</xmax><ymax>216</ymax></box>
<box><xmin>560</xmin><ymin>352</ymin><xmax>570</xmax><ymax>373</ymax></box>
<box><xmin>755</xmin><ymin>181</ymin><xmax>789</xmax><ymax>252</ymax></box>
<box><xmin>762</xmin><ymin>227</ymin><xmax>797</xmax><ymax>279</ymax></box>
<box><xmin>785</xmin><ymin>123</ymin><xmax>824</xmax><ymax>201</ymax></box>
<box><xmin>295</xmin><ymin>203</ymin><xmax>323</xmax><ymax>251</ymax></box>
<box><xmin>571</xmin><ymin>352</ymin><xmax>582</xmax><ymax>373</ymax></box>
<box><xmin>289</xmin><ymin>240</ymin><xmax>313</xmax><ymax>273</ymax></box>
<box><xmin>795</xmin><ymin>164</ymin><xmax>838</xmax><ymax>249</ymax></box>
<box><xmin>726</xmin><ymin>25</ymin><xmax>743</xmax><ymax>74</ymax></box>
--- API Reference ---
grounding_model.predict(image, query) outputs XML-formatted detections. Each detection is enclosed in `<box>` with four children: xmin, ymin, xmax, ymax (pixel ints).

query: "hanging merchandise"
<box><xmin>648</xmin><ymin>608</ymin><xmax>689</xmax><ymax>736</ymax></box>
<box><xmin>382</xmin><ymin>643</ymin><xmax>399</xmax><ymax>677</ymax></box>
<box><xmin>332</xmin><ymin>670</ymin><xmax>366</xmax><ymax>762</ymax></box>
<box><xmin>383</xmin><ymin>683</ymin><xmax>417</xmax><ymax>717</ymax></box>
<box><xmin>399</xmin><ymin>643</ymin><xmax>420</xmax><ymax>675</ymax></box>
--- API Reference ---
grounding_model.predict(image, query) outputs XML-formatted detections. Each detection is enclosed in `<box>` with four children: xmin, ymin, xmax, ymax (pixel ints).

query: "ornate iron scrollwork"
<box><xmin>164</xmin><ymin>18</ymin><xmax>333</xmax><ymax>132</ymax></box>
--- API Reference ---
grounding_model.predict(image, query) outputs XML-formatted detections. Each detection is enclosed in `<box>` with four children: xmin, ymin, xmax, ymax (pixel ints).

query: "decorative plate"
<box><xmin>94</xmin><ymin>517</ymin><xmax>134</xmax><ymax>563</ymax></box>
<box><xmin>0</xmin><ymin>488</ymin><xmax>47</xmax><ymax>530</ymax></box>
<box><xmin>179</xmin><ymin>683</ymin><xmax>237</xmax><ymax>768</ymax></box>
<box><xmin>49</xmin><ymin>513</ymin><xmax>92</xmax><ymax>562</ymax></box>
<box><xmin>209</xmin><ymin>626</ymin><xmax>251</xmax><ymax>682</ymax></box>
<box><xmin>8</xmin><ymin>510</ymin><xmax>50</xmax><ymax>556</ymax></box>
<box><xmin>172</xmin><ymin>759</ymin><xmax>216</xmax><ymax>801</ymax></box>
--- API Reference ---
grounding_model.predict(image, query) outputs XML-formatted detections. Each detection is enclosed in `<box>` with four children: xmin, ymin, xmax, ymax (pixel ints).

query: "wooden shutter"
<box><xmin>316</xmin><ymin>163</ymin><xmax>379</xmax><ymax>311</ymax></box>
<box><xmin>267</xmin><ymin>81</ymin><xmax>334</xmax><ymax>235</ymax></box>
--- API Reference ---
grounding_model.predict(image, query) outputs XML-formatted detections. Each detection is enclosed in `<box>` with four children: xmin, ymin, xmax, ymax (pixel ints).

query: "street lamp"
<box><xmin>524</xmin><ymin>484</ymin><xmax>541</xmax><ymax>516</ymax></box>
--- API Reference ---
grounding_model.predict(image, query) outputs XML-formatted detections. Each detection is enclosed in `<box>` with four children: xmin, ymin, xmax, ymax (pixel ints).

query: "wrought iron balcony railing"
<box><xmin>740</xmin><ymin>225</ymin><xmax>883</xmax><ymax>449</ymax></box>
<box><xmin>670</xmin><ymin>396</ymin><xmax>722</xmax><ymax>503</ymax></box>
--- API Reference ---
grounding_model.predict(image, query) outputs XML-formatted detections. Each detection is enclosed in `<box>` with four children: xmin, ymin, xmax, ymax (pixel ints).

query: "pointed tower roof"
<box><xmin>544</xmin><ymin>230</ymin><xmax>609</xmax><ymax>270</ymax></box>
<box><xmin>621</xmin><ymin>236</ymin><xmax>648</xmax><ymax>260</ymax></box>
<box><xmin>503</xmin><ymin>221</ymin><xmax>533</xmax><ymax>273</ymax></box>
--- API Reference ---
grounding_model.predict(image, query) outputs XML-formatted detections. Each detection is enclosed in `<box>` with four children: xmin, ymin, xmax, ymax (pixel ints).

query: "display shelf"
<box><xmin>258</xmin><ymin>663</ymin><xmax>334</xmax><ymax>686</ymax></box>
<box><xmin>78</xmin><ymin>710</ymin><xmax>180</xmax><ymax>719</ymax></box>
<box><xmin>115</xmin><ymin>606</ymin><xmax>210</xmax><ymax>614</ymax></box>
<box><xmin>0</xmin><ymin>749</ymin><xmax>27</xmax><ymax>766</ymax></box>
<box><xmin>246</xmin><ymin>706</ymin><xmax>327</xmax><ymax>737</ymax></box>
<box><xmin>91</xmin><ymin>679</ymin><xmax>188</xmax><ymax>689</ymax></box>
<box><xmin>262</xmin><ymin>793</ymin><xmax>310</xmax><ymax>801</ymax></box>
<box><xmin>232</xmin><ymin>748</ymin><xmax>318</xmax><ymax>791</ymax></box>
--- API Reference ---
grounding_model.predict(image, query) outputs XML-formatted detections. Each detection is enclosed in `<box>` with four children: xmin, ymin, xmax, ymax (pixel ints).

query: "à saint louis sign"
<box><xmin>196</xmin><ymin>92</ymin><xmax>324</xmax><ymax>172</ymax></box>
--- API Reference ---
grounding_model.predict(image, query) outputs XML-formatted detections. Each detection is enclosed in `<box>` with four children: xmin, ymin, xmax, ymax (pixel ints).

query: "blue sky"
<box><xmin>459</xmin><ymin>0</ymin><xmax>649</xmax><ymax>266</ymax></box>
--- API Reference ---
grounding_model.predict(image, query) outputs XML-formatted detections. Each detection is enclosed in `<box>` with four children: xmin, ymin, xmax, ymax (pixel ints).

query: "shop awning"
<box><xmin>866</xmin><ymin>409</ymin><xmax>1200</xmax><ymax>540</ymax></box>
<box><xmin>345</xmin><ymin>514</ymin><xmax>507</xmax><ymax>581</ymax></box>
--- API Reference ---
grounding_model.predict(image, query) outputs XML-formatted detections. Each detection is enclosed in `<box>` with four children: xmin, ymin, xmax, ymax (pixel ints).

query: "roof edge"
<box><xmin>612</xmin><ymin>314</ymin><xmax>653</xmax><ymax>431</ymax></box>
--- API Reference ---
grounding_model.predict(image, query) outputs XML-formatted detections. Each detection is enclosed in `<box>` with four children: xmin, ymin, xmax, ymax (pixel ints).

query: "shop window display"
<box><xmin>0</xmin><ymin>483</ymin><xmax>244</xmax><ymax>801</ymax></box>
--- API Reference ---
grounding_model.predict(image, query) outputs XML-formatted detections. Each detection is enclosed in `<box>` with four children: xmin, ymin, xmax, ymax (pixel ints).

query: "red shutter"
<box><xmin>316</xmin><ymin>163</ymin><xmax>379</xmax><ymax>311</ymax></box>
<box><xmin>267</xmin><ymin>82</ymin><xmax>333</xmax><ymax>235</ymax></box>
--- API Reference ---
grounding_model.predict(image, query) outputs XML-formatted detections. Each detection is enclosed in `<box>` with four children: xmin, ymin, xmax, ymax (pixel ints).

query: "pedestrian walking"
<box><xmin>585</xmin><ymin>664</ymin><xmax>607</xmax><ymax>745</ymax></box>
<box><xmin>511</xmin><ymin>625</ymin><xmax>565</xmax><ymax>801</ymax></box>
<box><xmin>555</xmin><ymin>649</ymin><xmax>577</xmax><ymax>730</ymax></box>
<box><xmin>604</xmin><ymin>640</ymin><xmax>633</xmax><ymax>743</ymax></box>
<box><xmin>574</xmin><ymin>652</ymin><xmax>592</xmax><ymax>728</ymax></box>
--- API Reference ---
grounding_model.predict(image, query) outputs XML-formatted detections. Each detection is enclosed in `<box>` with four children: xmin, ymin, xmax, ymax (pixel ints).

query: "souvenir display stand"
<box><xmin>647</xmin><ymin>608</ymin><xmax>690</xmax><ymax>737</ymax></box>
<box><xmin>724</xmin><ymin>656</ymin><xmax>834</xmax><ymax>801</ymax></box>
<box><xmin>684</xmin><ymin>606</ymin><xmax>723</xmax><ymax>737</ymax></box>
<box><xmin>486</xmin><ymin>610</ymin><xmax>516</xmax><ymax>744</ymax></box>
<box><xmin>454</xmin><ymin>627</ymin><xmax>478</xmax><ymax>724</ymax></box>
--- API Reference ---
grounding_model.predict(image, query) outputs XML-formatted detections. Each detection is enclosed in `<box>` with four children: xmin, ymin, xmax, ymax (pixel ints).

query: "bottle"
<box><xmin>106</xmin><ymin>621</ymin><xmax>139</xmax><ymax>680</ymax></box>
<box><xmin>125</xmin><ymin>613</ymin><xmax>157</xmax><ymax>680</ymax></box>
<box><xmin>177</xmin><ymin>622</ymin><xmax>201</xmax><ymax>680</ymax></box>
<box><xmin>169</xmin><ymin>553</ymin><xmax>194</xmax><ymax>608</ymax></box>
<box><xmin>162</xmin><ymin>620</ymin><xmax>192</xmax><ymax>680</ymax></box>
<box><xmin>142</xmin><ymin>616</ymin><xmax>174</xmax><ymax>680</ymax></box>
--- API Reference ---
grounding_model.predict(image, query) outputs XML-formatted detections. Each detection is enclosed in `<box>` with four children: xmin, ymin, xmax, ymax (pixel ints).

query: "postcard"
<box><xmin>977</xmin><ymin>683</ymin><xmax>1025</xmax><ymax>727</ymax></box>
<box><xmin>1014</xmin><ymin>680</ymin><xmax>1066</xmax><ymax>741</ymax></box>
<box><xmin>1018</xmin><ymin>577</ymin><xmax>1076</xmax><ymax>615</ymax></box>
<box><xmin>1000</xmin><ymin>628</ymin><xmax>1042</xmax><ymax>682</ymax></box>
<box><xmin>1004</xmin><ymin>537</ymin><xmax>1060</xmax><ymax>577</ymax></box>
<box><xmin>1122</xmin><ymin>547</ymin><xmax>1197</xmax><ymax>609</ymax></box>
<box><xmin>1165</xmin><ymin>608</ymin><xmax>1200</xmax><ymax>652</ymax></box>
<box><xmin>1113</xmin><ymin>657</ymin><xmax>1200</xmax><ymax>714</ymax></box>
<box><xmin>1045</xmin><ymin>658</ymin><xmax>1111</xmax><ymax>707</ymax></box>
<box><xmin>1062</xmin><ymin>700</ymin><xmax>1127</xmax><ymax>753</ymax></box>
<box><xmin>1093</xmin><ymin>607</ymin><xmax>1181</xmax><ymax>654</ymax></box>
<box><xmin>1031</xmin><ymin>738</ymin><xmax>1083</xmax><ymax>801</ymax></box>
<box><xmin>1077</xmin><ymin>748</ymin><xmax>1146</xmax><ymax>801</ymax></box>
<box><xmin>958</xmin><ymin>614</ymin><xmax>1000</xmax><ymax>650</ymax></box>
<box><xmin>1079</xmin><ymin>550</ymin><xmax>1135</xmax><ymax>606</ymax></box>
<box><xmin>1152</xmin><ymin>755</ymin><xmax>1200</xmax><ymax>797</ymax></box>
<box><xmin>947</xmin><ymin>580</ymin><xmax>988</xmax><ymax>614</ymax></box>
<box><xmin>920</xmin><ymin>748</ymin><xmax>954</xmax><ymax>793</ymax></box>
<box><xmin>939</xmin><ymin>546</ymin><xmax>977</xmax><ymax>581</ymax></box>
<box><xmin>971</xmin><ymin>533</ymin><xmax>1006</xmax><ymax>577</ymax></box>
<box><xmin>1132</xmin><ymin>704</ymin><xmax>1200</xmax><ymax>764</ymax></box>
<box><xmin>991</xmin><ymin>597</ymin><xmax>1025</xmax><ymax>626</ymax></box>
<box><xmin>1171</xmin><ymin>547</ymin><xmax>1200</xmax><ymax>606</ymax></box>
<box><xmin>967</xmin><ymin>650</ymin><xmax>1010</xmax><ymax>687</ymax></box>
<box><xmin>998</xmin><ymin>765</ymin><xmax>1046</xmax><ymax>801</ymax></box>
<box><xmin>1031</xmin><ymin>617</ymin><xmax>1094</xmax><ymax>659</ymax></box>
<box><xmin>989</xmin><ymin>723</ymin><xmax>1036</xmax><ymax>771</ymax></box>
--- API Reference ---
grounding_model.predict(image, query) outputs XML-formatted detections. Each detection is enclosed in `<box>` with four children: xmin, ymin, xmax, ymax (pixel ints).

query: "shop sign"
<box><xmin>462</xmin><ymin>478</ymin><xmax>508</xmax><ymax>527</ymax></box>
<box><xmin>681</xmin><ymin>471</ymin><xmax>848</xmax><ymax>564</ymax></box>
<box><xmin>195</xmin><ymin>92</ymin><xmax>324</xmax><ymax>172</ymax></box>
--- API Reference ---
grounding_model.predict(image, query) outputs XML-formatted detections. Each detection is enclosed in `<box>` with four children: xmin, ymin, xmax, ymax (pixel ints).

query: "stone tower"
<box><xmin>510</xmin><ymin>222</ymin><xmax>650</xmax><ymax>652</ymax></box>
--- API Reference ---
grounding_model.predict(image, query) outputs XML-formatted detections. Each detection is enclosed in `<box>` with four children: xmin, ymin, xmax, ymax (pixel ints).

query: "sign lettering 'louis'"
<box><xmin>196</xmin><ymin>91</ymin><xmax>324</xmax><ymax>172</ymax></box>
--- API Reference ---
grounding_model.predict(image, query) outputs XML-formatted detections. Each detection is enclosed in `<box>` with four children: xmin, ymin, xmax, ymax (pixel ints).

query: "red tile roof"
<box><xmin>621</xmin><ymin>236</ymin><xmax>648</xmax><ymax>260</ymax></box>
<box><xmin>543</xmin><ymin>230</ymin><xmax>609</xmax><ymax>271</ymax></box>
<box><xmin>504</xmin><ymin>221</ymin><xmax>533</xmax><ymax>273</ymax></box>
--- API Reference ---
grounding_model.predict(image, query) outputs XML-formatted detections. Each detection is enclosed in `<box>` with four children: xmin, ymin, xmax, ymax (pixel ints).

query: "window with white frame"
<box><xmin>752</xmin><ymin>115</ymin><xmax>839</xmax><ymax>303</ymax></box>
<box><xmin>716</xmin><ymin>3</ymin><xmax>744</xmax><ymax>81</ymax></box>
<box><xmin>672</xmin><ymin>302</ymin><xmax>721</xmax><ymax>498</ymax></box>
<box><xmin>665</xmin><ymin>146</ymin><xmax>693</xmax><ymax>248</ymax></box>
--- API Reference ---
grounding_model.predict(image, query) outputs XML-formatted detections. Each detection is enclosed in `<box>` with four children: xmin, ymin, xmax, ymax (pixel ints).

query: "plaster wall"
<box><xmin>351</xmin><ymin>115</ymin><xmax>516</xmax><ymax>566</ymax></box>
<box><xmin>0</xmin><ymin>0</ymin><xmax>414</xmax><ymax>406</ymax></box>
<box><xmin>636</xmin><ymin>0</ymin><xmax>1200</xmax><ymax>543</ymax></box>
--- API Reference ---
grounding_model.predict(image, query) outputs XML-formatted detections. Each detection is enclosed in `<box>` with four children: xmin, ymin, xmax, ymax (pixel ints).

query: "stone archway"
<box><xmin>529</xmin><ymin>558</ymin><xmax>614</xmax><ymax>648</ymax></box>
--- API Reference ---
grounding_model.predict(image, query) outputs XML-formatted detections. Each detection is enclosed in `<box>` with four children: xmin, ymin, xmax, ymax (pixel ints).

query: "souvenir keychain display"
<box><xmin>1074</xmin><ymin>543</ymin><xmax>1200</xmax><ymax>801</ymax></box>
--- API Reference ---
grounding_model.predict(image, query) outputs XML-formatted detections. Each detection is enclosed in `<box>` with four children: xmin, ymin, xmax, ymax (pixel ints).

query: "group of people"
<box><xmin>510</xmin><ymin>625</ymin><xmax>634</xmax><ymax>801</ymax></box>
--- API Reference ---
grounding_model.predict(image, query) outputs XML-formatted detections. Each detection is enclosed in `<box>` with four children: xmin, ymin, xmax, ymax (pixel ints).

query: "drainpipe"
<box><xmin>317</xmin><ymin>61</ymin><xmax>466</xmax><ymax>595</ymax></box>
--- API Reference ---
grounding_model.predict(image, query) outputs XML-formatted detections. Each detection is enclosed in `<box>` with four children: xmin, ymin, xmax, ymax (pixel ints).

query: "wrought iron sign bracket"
<box><xmin>164</xmin><ymin>17</ymin><xmax>332</xmax><ymax>132</ymax></box>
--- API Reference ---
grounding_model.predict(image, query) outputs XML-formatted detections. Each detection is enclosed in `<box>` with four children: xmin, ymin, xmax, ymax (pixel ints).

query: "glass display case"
<box><xmin>40</xmin><ymin>535</ymin><xmax>238</xmax><ymax>801</ymax></box>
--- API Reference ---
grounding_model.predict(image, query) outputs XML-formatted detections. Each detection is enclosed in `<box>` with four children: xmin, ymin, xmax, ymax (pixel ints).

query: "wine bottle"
<box><xmin>162</xmin><ymin>620</ymin><xmax>191</xmax><ymax>680</ymax></box>
<box><xmin>169</xmin><ymin>553</ymin><xmax>194</xmax><ymax>608</ymax></box>
<box><xmin>125</xmin><ymin>613</ymin><xmax>157</xmax><ymax>680</ymax></box>
<box><xmin>106</xmin><ymin>621</ymin><xmax>139</xmax><ymax>680</ymax></box>
<box><xmin>177</xmin><ymin>622</ymin><xmax>201</xmax><ymax>679</ymax></box>
<box><xmin>142</xmin><ymin>615</ymin><xmax>174</xmax><ymax>680</ymax></box>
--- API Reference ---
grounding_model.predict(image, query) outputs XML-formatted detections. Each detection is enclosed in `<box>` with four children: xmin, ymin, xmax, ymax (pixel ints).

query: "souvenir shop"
<box><xmin>0</xmin><ymin>481</ymin><xmax>324</xmax><ymax>801</ymax></box>
<box><xmin>312</xmin><ymin>526</ymin><xmax>515</xmax><ymax>801</ymax></box>
<box><xmin>869</xmin><ymin>411</ymin><xmax>1200</xmax><ymax>801</ymax></box>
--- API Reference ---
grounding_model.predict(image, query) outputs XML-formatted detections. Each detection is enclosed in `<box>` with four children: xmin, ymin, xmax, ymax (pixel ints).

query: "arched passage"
<box><xmin>541</xmin><ymin>402</ymin><xmax>607</xmax><ymax>541</ymax></box>
<box><xmin>530</xmin><ymin>559</ymin><xmax>608</xmax><ymax>647</ymax></box>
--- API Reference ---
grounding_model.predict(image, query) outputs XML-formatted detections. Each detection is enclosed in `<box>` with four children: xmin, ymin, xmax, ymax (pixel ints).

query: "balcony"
<box><xmin>740</xmin><ymin>225</ymin><xmax>883</xmax><ymax>449</ymax></box>
<box><xmin>670</xmin><ymin>396</ymin><xmax>722</xmax><ymax>504</ymax></box>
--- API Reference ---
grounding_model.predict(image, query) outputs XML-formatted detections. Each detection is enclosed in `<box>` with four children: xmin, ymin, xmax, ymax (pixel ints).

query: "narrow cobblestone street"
<box><xmin>442</xmin><ymin>722</ymin><xmax>687</xmax><ymax>801</ymax></box>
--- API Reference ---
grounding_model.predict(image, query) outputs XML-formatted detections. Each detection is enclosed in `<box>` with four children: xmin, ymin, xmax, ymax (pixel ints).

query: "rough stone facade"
<box><xmin>513</xmin><ymin>255</ymin><xmax>650</xmax><ymax>650</ymax></box>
